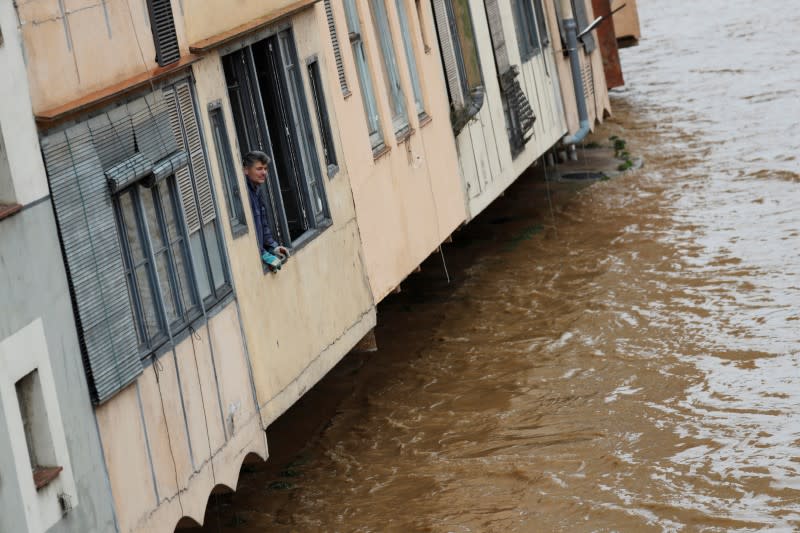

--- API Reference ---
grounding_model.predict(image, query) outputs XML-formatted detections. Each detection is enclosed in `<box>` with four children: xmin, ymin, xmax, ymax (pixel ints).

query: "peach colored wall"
<box><xmin>612</xmin><ymin>0</ymin><xmax>641</xmax><ymax>44</ymax></box>
<box><xmin>16</xmin><ymin>0</ymin><xmax>188</xmax><ymax>113</ymax></box>
<box><xmin>545</xmin><ymin>0</ymin><xmax>611</xmax><ymax>136</ymax></box>
<box><xmin>190</xmin><ymin>7</ymin><xmax>376</xmax><ymax>427</ymax></box>
<box><xmin>183</xmin><ymin>0</ymin><xmax>303</xmax><ymax>44</ymax></box>
<box><xmin>94</xmin><ymin>305</ymin><xmax>267</xmax><ymax>532</ymax></box>
<box><xmin>327</xmin><ymin>0</ymin><xmax>467</xmax><ymax>302</ymax></box>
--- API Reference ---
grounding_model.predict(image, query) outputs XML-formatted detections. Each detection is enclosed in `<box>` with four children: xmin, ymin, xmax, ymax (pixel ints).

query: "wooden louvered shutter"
<box><xmin>485</xmin><ymin>0</ymin><xmax>536</xmax><ymax>154</ymax></box>
<box><xmin>571</xmin><ymin>0</ymin><xmax>596</xmax><ymax>53</ymax></box>
<box><xmin>42</xmin><ymin>125</ymin><xmax>142</xmax><ymax>405</ymax></box>
<box><xmin>164</xmin><ymin>81</ymin><xmax>217</xmax><ymax>232</ymax></box>
<box><xmin>431</xmin><ymin>0</ymin><xmax>465</xmax><ymax>106</ymax></box>
<box><xmin>146</xmin><ymin>0</ymin><xmax>180</xmax><ymax>66</ymax></box>
<box><xmin>324</xmin><ymin>0</ymin><xmax>350</xmax><ymax>96</ymax></box>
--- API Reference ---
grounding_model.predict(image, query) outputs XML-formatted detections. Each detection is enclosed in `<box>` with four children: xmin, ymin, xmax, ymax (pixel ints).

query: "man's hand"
<box><xmin>273</xmin><ymin>246</ymin><xmax>290</xmax><ymax>260</ymax></box>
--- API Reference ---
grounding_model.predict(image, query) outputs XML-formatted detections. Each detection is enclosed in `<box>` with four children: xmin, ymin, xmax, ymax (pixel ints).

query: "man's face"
<box><xmin>244</xmin><ymin>162</ymin><xmax>268</xmax><ymax>186</ymax></box>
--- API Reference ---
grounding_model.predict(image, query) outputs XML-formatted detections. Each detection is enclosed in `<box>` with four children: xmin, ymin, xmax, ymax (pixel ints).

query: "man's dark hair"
<box><xmin>243</xmin><ymin>150</ymin><xmax>271</xmax><ymax>168</ymax></box>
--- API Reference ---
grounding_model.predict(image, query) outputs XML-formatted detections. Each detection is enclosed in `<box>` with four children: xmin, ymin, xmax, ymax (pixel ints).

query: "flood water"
<box><xmin>198</xmin><ymin>0</ymin><xmax>800</xmax><ymax>531</ymax></box>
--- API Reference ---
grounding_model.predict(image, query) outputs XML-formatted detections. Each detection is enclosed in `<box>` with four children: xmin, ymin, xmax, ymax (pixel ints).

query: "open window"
<box><xmin>223</xmin><ymin>29</ymin><xmax>330</xmax><ymax>248</ymax></box>
<box><xmin>431</xmin><ymin>0</ymin><xmax>484</xmax><ymax>133</ymax></box>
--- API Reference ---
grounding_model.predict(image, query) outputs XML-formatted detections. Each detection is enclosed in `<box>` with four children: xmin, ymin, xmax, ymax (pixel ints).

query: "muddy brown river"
<box><xmin>196</xmin><ymin>0</ymin><xmax>800</xmax><ymax>531</ymax></box>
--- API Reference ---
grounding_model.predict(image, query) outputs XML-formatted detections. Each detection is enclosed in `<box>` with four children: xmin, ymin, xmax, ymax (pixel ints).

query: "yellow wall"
<box><xmin>325</xmin><ymin>0</ymin><xmax>467</xmax><ymax>302</ymax></box>
<box><xmin>94</xmin><ymin>304</ymin><xmax>267</xmax><ymax>532</ymax></box>
<box><xmin>183</xmin><ymin>0</ymin><xmax>304</xmax><ymax>44</ymax></box>
<box><xmin>189</xmin><ymin>7</ymin><xmax>376</xmax><ymax>426</ymax></box>
<box><xmin>16</xmin><ymin>0</ymin><xmax>189</xmax><ymax>113</ymax></box>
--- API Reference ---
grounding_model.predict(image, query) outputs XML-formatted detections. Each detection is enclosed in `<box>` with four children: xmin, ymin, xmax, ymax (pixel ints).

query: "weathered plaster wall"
<box><xmin>15</xmin><ymin>0</ymin><xmax>189</xmax><ymax>113</ymax></box>
<box><xmin>0</xmin><ymin>203</ymin><xmax>119</xmax><ymax>533</ymax></box>
<box><xmin>182</xmin><ymin>0</ymin><xmax>304</xmax><ymax>44</ymax></box>
<box><xmin>327</xmin><ymin>0</ymin><xmax>467</xmax><ymax>302</ymax></box>
<box><xmin>94</xmin><ymin>304</ymin><xmax>267</xmax><ymax>532</ymax></box>
<box><xmin>190</xmin><ymin>6</ymin><xmax>377</xmax><ymax>426</ymax></box>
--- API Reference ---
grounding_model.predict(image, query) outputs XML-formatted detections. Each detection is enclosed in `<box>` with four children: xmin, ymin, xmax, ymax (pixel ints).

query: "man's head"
<box><xmin>243</xmin><ymin>151</ymin><xmax>271</xmax><ymax>186</ymax></box>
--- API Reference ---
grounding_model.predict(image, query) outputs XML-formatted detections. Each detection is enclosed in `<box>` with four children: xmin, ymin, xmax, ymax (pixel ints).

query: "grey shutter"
<box><xmin>324</xmin><ymin>0</ymin><xmax>350</xmax><ymax>96</ymax></box>
<box><xmin>42</xmin><ymin>126</ymin><xmax>142</xmax><ymax>405</ymax></box>
<box><xmin>145</xmin><ymin>0</ymin><xmax>180</xmax><ymax>66</ymax></box>
<box><xmin>164</xmin><ymin>82</ymin><xmax>217</xmax><ymax>231</ymax></box>
<box><xmin>484</xmin><ymin>0</ymin><xmax>511</xmax><ymax>74</ymax></box>
<box><xmin>431</xmin><ymin>0</ymin><xmax>465</xmax><ymax>106</ymax></box>
<box><xmin>571</xmin><ymin>0</ymin><xmax>596</xmax><ymax>53</ymax></box>
<box><xmin>485</xmin><ymin>0</ymin><xmax>536</xmax><ymax>153</ymax></box>
<box><xmin>533</xmin><ymin>0</ymin><xmax>549</xmax><ymax>47</ymax></box>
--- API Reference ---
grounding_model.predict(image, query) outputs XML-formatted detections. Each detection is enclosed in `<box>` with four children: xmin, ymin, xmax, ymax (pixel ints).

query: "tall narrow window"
<box><xmin>16</xmin><ymin>369</ymin><xmax>61</xmax><ymax>489</ymax></box>
<box><xmin>208</xmin><ymin>103</ymin><xmax>248</xmax><ymax>236</ymax></box>
<box><xmin>431</xmin><ymin>0</ymin><xmax>484</xmax><ymax>133</ymax></box>
<box><xmin>512</xmin><ymin>0</ymin><xmax>541</xmax><ymax>61</ymax></box>
<box><xmin>395</xmin><ymin>0</ymin><xmax>425</xmax><ymax>117</ymax></box>
<box><xmin>145</xmin><ymin>0</ymin><xmax>180</xmax><ymax>66</ymax></box>
<box><xmin>368</xmin><ymin>0</ymin><xmax>409</xmax><ymax>135</ymax></box>
<box><xmin>343</xmin><ymin>0</ymin><xmax>384</xmax><ymax>150</ymax></box>
<box><xmin>307</xmin><ymin>59</ymin><xmax>339</xmax><ymax>177</ymax></box>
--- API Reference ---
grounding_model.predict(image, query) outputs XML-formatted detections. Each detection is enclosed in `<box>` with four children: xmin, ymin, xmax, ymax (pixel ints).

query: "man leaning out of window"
<box><xmin>243</xmin><ymin>151</ymin><xmax>290</xmax><ymax>272</ymax></box>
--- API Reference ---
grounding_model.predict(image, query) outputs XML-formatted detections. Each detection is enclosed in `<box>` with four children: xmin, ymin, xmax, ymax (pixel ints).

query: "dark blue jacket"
<box><xmin>246</xmin><ymin>180</ymin><xmax>280</xmax><ymax>252</ymax></box>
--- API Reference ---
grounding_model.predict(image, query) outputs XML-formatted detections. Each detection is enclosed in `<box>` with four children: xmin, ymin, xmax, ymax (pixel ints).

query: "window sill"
<box><xmin>418</xmin><ymin>113</ymin><xmax>433</xmax><ymax>129</ymax></box>
<box><xmin>372</xmin><ymin>144</ymin><xmax>391</xmax><ymax>161</ymax></box>
<box><xmin>260</xmin><ymin>220</ymin><xmax>333</xmax><ymax>275</ymax></box>
<box><xmin>0</xmin><ymin>203</ymin><xmax>22</xmax><ymax>222</ymax></box>
<box><xmin>33</xmin><ymin>466</ymin><xmax>63</xmax><ymax>490</ymax></box>
<box><xmin>230</xmin><ymin>223</ymin><xmax>249</xmax><ymax>239</ymax></box>
<box><xmin>396</xmin><ymin>127</ymin><xmax>415</xmax><ymax>145</ymax></box>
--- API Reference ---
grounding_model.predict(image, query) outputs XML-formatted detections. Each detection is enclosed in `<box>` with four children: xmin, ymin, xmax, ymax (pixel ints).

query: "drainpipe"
<box><xmin>561</xmin><ymin>1</ymin><xmax>591</xmax><ymax>145</ymax></box>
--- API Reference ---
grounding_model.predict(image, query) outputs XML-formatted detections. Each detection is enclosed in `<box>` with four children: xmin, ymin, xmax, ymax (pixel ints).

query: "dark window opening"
<box><xmin>209</xmin><ymin>104</ymin><xmax>248</xmax><ymax>235</ymax></box>
<box><xmin>223</xmin><ymin>29</ymin><xmax>330</xmax><ymax>248</ymax></box>
<box><xmin>307</xmin><ymin>59</ymin><xmax>338</xmax><ymax>177</ymax></box>
<box><xmin>513</xmin><ymin>0</ymin><xmax>541</xmax><ymax>61</ymax></box>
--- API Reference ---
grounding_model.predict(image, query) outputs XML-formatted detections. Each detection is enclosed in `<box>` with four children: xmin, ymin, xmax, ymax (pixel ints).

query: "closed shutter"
<box><xmin>145</xmin><ymin>0</ymin><xmax>180</xmax><ymax>66</ymax></box>
<box><xmin>484</xmin><ymin>0</ymin><xmax>511</xmax><ymax>75</ymax></box>
<box><xmin>164</xmin><ymin>82</ymin><xmax>217</xmax><ymax>231</ymax></box>
<box><xmin>571</xmin><ymin>0</ymin><xmax>596</xmax><ymax>53</ymax></box>
<box><xmin>431</xmin><ymin>0</ymin><xmax>465</xmax><ymax>106</ymax></box>
<box><xmin>42</xmin><ymin>126</ymin><xmax>142</xmax><ymax>405</ymax></box>
<box><xmin>324</xmin><ymin>0</ymin><xmax>350</xmax><ymax>96</ymax></box>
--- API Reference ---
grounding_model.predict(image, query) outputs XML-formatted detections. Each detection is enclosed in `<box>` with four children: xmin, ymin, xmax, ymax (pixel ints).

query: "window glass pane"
<box><xmin>189</xmin><ymin>231</ymin><xmax>212</xmax><ymax>301</ymax></box>
<box><xmin>142</xmin><ymin>188</ymin><xmax>167</xmax><ymax>252</ymax></box>
<box><xmin>450</xmin><ymin>0</ymin><xmax>482</xmax><ymax>91</ymax></box>
<box><xmin>119</xmin><ymin>191</ymin><xmax>145</xmax><ymax>263</ymax></box>
<box><xmin>396</xmin><ymin>0</ymin><xmax>425</xmax><ymax>115</ymax></box>
<box><xmin>308</xmin><ymin>60</ymin><xmax>337</xmax><ymax>170</ymax></box>
<box><xmin>135</xmin><ymin>264</ymin><xmax>161</xmax><ymax>341</ymax></box>
<box><xmin>157</xmin><ymin>181</ymin><xmax>181</xmax><ymax>244</ymax></box>
<box><xmin>203</xmin><ymin>223</ymin><xmax>226</xmax><ymax>291</ymax></box>
<box><xmin>533</xmin><ymin>0</ymin><xmax>549</xmax><ymax>47</ymax></box>
<box><xmin>344</xmin><ymin>0</ymin><xmax>384</xmax><ymax>146</ymax></box>
<box><xmin>125</xmin><ymin>272</ymin><xmax>145</xmax><ymax>345</ymax></box>
<box><xmin>210</xmin><ymin>107</ymin><xmax>246</xmax><ymax>228</ymax></box>
<box><xmin>171</xmin><ymin>240</ymin><xmax>197</xmax><ymax>315</ymax></box>
<box><xmin>155</xmin><ymin>251</ymin><xmax>179</xmax><ymax>324</ymax></box>
<box><xmin>369</xmin><ymin>0</ymin><xmax>409</xmax><ymax>132</ymax></box>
